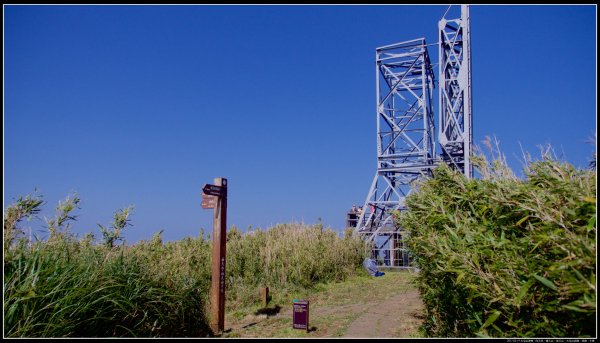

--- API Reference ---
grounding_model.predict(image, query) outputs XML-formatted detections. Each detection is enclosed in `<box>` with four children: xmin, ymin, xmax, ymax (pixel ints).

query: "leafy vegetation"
<box><xmin>397</xmin><ymin>141</ymin><xmax>596</xmax><ymax>337</ymax></box>
<box><xmin>3</xmin><ymin>195</ymin><xmax>367</xmax><ymax>337</ymax></box>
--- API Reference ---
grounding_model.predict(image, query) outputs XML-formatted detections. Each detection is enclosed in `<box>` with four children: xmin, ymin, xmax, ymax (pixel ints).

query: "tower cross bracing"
<box><xmin>355</xmin><ymin>38</ymin><xmax>436</xmax><ymax>268</ymax></box>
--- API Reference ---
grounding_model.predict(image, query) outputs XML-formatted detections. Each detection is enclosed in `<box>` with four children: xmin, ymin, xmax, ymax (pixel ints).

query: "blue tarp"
<box><xmin>363</xmin><ymin>258</ymin><xmax>385</xmax><ymax>277</ymax></box>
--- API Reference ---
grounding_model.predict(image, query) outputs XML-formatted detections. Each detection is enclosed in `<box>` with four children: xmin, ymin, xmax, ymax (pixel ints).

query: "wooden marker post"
<box><xmin>202</xmin><ymin>178</ymin><xmax>227</xmax><ymax>335</ymax></box>
<box><xmin>262</xmin><ymin>287</ymin><xmax>269</xmax><ymax>307</ymax></box>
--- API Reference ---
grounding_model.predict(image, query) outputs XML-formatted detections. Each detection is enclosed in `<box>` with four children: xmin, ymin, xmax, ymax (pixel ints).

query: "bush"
<box><xmin>397</xmin><ymin>147</ymin><xmax>596</xmax><ymax>337</ymax></box>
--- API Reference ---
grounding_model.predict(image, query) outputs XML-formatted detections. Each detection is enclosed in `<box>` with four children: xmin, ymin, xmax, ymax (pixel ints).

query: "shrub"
<box><xmin>397</xmin><ymin>146</ymin><xmax>596</xmax><ymax>337</ymax></box>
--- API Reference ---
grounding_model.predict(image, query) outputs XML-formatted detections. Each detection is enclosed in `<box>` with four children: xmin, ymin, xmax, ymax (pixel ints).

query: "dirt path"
<box><xmin>223</xmin><ymin>270</ymin><xmax>424</xmax><ymax>338</ymax></box>
<box><xmin>343</xmin><ymin>288</ymin><xmax>423</xmax><ymax>338</ymax></box>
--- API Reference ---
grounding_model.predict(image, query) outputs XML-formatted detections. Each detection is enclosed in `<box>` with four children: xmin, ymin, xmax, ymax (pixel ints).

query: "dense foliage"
<box><xmin>4</xmin><ymin>195</ymin><xmax>367</xmax><ymax>337</ymax></box>
<box><xmin>397</xmin><ymin>149</ymin><xmax>596</xmax><ymax>337</ymax></box>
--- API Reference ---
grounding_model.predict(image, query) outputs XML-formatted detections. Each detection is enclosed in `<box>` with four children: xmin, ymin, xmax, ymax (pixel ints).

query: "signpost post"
<box><xmin>203</xmin><ymin>178</ymin><xmax>227</xmax><ymax>335</ymax></box>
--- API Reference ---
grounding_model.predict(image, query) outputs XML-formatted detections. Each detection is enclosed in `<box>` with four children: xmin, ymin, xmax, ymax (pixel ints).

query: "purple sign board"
<box><xmin>292</xmin><ymin>299</ymin><xmax>309</xmax><ymax>332</ymax></box>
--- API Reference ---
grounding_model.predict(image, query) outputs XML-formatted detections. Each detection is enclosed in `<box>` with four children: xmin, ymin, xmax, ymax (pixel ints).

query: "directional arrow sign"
<box><xmin>203</xmin><ymin>184</ymin><xmax>224</xmax><ymax>197</ymax></box>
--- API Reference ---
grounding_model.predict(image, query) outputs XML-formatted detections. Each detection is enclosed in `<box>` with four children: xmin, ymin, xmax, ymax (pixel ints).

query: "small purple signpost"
<box><xmin>292</xmin><ymin>299</ymin><xmax>309</xmax><ymax>332</ymax></box>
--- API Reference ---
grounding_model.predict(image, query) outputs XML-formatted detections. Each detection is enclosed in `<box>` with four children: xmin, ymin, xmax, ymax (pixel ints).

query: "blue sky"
<box><xmin>4</xmin><ymin>5</ymin><xmax>597</xmax><ymax>244</ymax></box>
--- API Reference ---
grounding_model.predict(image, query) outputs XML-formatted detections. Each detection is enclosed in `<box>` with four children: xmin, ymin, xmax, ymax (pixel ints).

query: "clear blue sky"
<box><xmin>4</xmin><ymin>5</ymin><xmax>597</xmax><ymax>244</ymax></box>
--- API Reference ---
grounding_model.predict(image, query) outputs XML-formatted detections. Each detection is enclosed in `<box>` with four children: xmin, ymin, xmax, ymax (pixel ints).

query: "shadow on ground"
<box><xmin>254</xmin><ymin>305</ymin><xmax>282</xmax><ymax>317</ymax></box>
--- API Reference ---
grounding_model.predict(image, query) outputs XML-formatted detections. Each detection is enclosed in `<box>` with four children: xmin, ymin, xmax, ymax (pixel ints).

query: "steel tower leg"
<box><xmin>438</xmin><ymin>4</ymin><xmax>473</xmax><ymax>178</ymax></box>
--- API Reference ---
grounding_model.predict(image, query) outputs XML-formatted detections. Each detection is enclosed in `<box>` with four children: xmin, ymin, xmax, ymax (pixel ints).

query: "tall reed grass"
<box><xmin>4</xmin><ymin>195</ymin><xmax>367</xmax><ymax>337</ymax></box>
<box><xmin>226</xmin><ymin>224</ymin><xmax>367</xmax><ymax>308</ymax></box>
<box><xmin>4</xmin><ymin>196</ymin><xmax>211</xmax><ymax>337</ymax></box>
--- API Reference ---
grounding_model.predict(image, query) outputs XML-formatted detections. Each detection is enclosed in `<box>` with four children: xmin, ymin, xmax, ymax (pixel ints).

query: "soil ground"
<box><xmin>222</xmin><ymin>270</ymin><xmax>425</xmax><ymax>338</ymax></box>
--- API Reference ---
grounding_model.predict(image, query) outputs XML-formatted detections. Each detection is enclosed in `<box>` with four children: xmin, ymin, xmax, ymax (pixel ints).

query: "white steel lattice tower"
<box><xmin>355</xmin><ymin>38</ymin><xmax>436</xmax><ymax>268</ymax></box>
<box><xmin>438</xmin><ymin>5</ymin><xmax>473</xmax><ymax>178</ymax></box>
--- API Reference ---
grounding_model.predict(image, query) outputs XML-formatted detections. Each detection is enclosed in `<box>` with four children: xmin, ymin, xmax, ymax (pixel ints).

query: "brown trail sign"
<box><xmin>201</xmin><ymin>193</ymin><xmax>217</xmax><ymax>209</ymax></box>
<box><xmin>202</xmin><ymin>178</ymin><xmax>228</xmax><ymax>335</ymax></box>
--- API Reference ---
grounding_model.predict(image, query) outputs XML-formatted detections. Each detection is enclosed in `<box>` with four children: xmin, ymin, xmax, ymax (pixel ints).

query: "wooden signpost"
<box><xmin>202</xmin><ymin>178</ymin><xmax>227</xmax><ymax>335</ymax></box>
